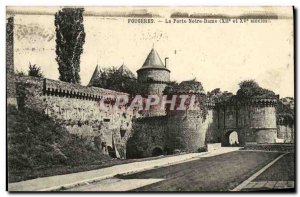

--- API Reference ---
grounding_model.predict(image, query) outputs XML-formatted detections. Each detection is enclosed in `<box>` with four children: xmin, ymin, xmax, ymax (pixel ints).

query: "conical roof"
<box><xmin>118</xmin><ymin>64</ymin><xmax>136</xmax><ymax>78</ymax></box>
<box><xmin>88</xmin><ymin>65</ymin><xmax>101</xmax><ymax>86</ymax></box>
<box><xmin>137</xmin><ymin>48</ymin><xmax>170</xmax><ymax>72</ymax></box>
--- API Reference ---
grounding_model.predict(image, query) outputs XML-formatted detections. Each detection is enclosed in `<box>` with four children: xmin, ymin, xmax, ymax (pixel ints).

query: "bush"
<box><xmin>28</xmin><ymin>63</ymin><xmax>44</xmax><ymax>78</ymax></box>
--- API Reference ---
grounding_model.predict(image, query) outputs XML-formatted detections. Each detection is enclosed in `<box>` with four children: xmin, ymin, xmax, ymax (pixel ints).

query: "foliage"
<box><xmin>55</xmin><ymin>8</ymin><xmax>86</xmax><ymax>84</ymax></box>
<box><xmin>28</xmin><ymin>62</ymin><xmax>44</xmax><ymax>78</ymax></box>
<box><xmin>7</xmin><ymin>106</ymin><xmax>109</xmax><ymax>183</ymax></box>
<box><xmin>15</xmin><ymin>70</ymin><xmax>26</xmax><ymax>77</ymax></box>
<box><xmin>91</xmin><ymin>67</ymin><xmax>148</xmax><ymax>96</ymax></box>
<box><xmin>165</xmin><ymin>79</ymin><xmax>208</xmax><ymax>121</ymax></box>
<box><xmin>276</xmin><ymin>98</ymin><xmax>294</xmax><ymax>125</ymax></box>
<box><xmin>207</xmin><ymin>88</ymin><xmax>234</xmax><ymax>103</ymax></box>
<box><xmin>197</xmin><ymin>94</ymin><xmax>209</xmax><ymax>121</ymax></box>
<box><xmin>208</xmin><ymin>80</ymin><xmax>276</xmax><ymax>104</ymax></box>
<box><xmin>177</xmin><ymin>78</ymin><xmax>205</xmax><ymax>94</ymax></box>
<box><xmin>236</xmin><ymin>80</ymin><xmax>276</xmax><ymax>99</ymax></box>
<box><xmin>207</xmin><ymin>80</ymin><xmax>294</xmax><ymax>126</ymax></box>
<box><xmin>126</xmin><ymin>132</ymin><xmax>145</xmax><ymax>158</ymax></box>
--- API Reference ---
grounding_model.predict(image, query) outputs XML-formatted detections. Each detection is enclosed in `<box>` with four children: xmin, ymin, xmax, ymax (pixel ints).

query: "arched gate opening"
<box><xmin>223</xmin><ymin>130</ymin><xmax>240</xmax><ymax>147</ymax></box>
<box><xmin>152</xmin><ymin>147</ymin><xmax>163</xmax><ymax>157</ymax></box>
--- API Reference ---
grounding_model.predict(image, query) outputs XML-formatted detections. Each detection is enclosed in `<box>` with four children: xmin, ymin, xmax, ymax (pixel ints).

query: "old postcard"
<box><xmin>6</xmin><ymin>6</ymin><xmax>295</xmax><ymax>192</ymax></box>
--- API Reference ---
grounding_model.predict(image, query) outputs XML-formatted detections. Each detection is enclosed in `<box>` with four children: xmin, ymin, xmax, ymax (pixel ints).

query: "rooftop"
<box><xmin>88</xmin><ymin>65</ymin><xmax>101</xmax><ymax>86</ymax></box>
<box><xmin>137</xmin><ymin>48</ymin><xmax>170</xmax><ymax>72</ymax></box>
<box><xmin>118</xmin><ymin>64</ymin><xmax>136</xmax><ymax>78</ymax></box>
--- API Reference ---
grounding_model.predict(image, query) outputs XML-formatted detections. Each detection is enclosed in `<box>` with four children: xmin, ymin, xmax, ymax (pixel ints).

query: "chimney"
<box><xmin>164</xmin><ymin>57</ymin><xmax>169</xmax><ymax>68</ymax></box>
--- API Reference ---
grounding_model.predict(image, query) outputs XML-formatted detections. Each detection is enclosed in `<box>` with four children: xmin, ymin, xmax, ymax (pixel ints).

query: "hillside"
<box><xmin>7</xmin><ymin>105</ymin><xmax>111</xmax><ymax>183</ymax></box>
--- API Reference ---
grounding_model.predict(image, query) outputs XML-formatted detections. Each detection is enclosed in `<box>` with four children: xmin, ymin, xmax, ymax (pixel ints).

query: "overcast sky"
<box><xmin>9</xmin><ymin>6</ymin><xmax>294</xmax><ymax>97</ymax></box>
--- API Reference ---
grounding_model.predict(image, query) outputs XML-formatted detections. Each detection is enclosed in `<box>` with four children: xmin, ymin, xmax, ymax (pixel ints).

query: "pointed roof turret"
<box><xmin>118</xmin><ymin>64</ymin><xmax>136</xmax><ymax>78</ymax></box>
<box><xmin>137</xmin><ymin>47</ymin><xmax>170</xmax><ymax>73</ymax></box>
<box><xmin>142</xmin><ymin>48</ymin><xmax>164</xmax><ymax>68</ymax></box>
<box><xmin>88</xmin><ymin>65</ymin><xmax>101</xmax><ymax>86</ymax></box>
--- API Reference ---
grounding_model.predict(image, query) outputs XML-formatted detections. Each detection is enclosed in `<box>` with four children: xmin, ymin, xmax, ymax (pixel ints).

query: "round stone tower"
<box><xmin>248</xmin><ymin>98</ymin><xmax>278</xmax><ymax>143</ymax></box>
<box><xmin>167</xmin><ymin>80</ymin><xmax>208</xmax><ymax>152</ymax></box>
<box><xmin>137</xmin><ymin>47</ymin><xmax>170</xmax><ymax>96</ymax></box>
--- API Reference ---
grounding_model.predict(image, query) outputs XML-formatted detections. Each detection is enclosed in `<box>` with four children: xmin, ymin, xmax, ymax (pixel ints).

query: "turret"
<box><xmin>137</xmin><ymin>47</ymin><xmax>170</xmax><ymax>96</ymax></box>
<box><xmin>247</xmin><ymin>98</ymin><xmax>278</xmax><ymax>143</ymax></box>
<box><xmin>88</xmin><ymin>65</ymin><xmax>101</xmax><ymax>87</ymax></box>
<box><xmin>167</xmin><ymin>79</ymin><xmax>209</xmax><ymax>152</ymax></box>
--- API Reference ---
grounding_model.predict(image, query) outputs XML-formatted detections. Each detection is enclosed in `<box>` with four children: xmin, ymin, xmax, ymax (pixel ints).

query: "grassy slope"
<box><xmin>7</xmin><ymin>106</ymin><xmax>183</xmax><ymax>183</ymax></box>
<box><xmin>7</xmin><ymin>106</ymin><xmax>111</xmax><ymax>183</ymax></box>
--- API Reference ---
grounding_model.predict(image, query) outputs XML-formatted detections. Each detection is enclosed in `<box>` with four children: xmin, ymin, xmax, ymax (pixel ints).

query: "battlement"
<box><xmin>44</xmin><ymin>78</ymin><xmax>128</xmax><ymax>101</ymax></box>
<box><xmin>247</xmin><ymin>98</ymin><xmax>278</xmax><ymax>106</ymax></box>
<box><xmin>215</xmin><ymin>97</ymin><xmax>278</xmax><ymax>108</ymax></box>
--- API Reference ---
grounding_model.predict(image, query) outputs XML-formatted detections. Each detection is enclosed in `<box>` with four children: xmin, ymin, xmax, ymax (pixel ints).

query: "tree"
<box><xmin>238</xmin><ymin>80</ymin><xmax>259</xmax><ymax>90</ymax></box>
<box><xmin>55</xmin><ymin>8</ymin><xmax>85</xmax><ymax>84</ymax></box>
<box><xmin>236</xmin><ymin>79</ymin><xmax>276</xmax><ymax>99</ymax></box>
<box><xmin>207</xmin><ymin>88</ymin><xmax>234</xmax><ymax>103</ymax></box>
<box><xmin>15</xmin><ymin>70</ymin><xmax>26</xmax><ymax>77</ymax></box>
<box><xmin>91</xmin><ymin>66</ymin><xmax>149</xmax><ymax>96</ymax></box>
<box><xmin>28</xmin><ymin>62</ymin><xmax>44</xmax><ymax>78</ymax></box>
<box><xmin>93</xmin><ymin>68</ymin><xmax>109</xmax><ymax>88</ymax></box>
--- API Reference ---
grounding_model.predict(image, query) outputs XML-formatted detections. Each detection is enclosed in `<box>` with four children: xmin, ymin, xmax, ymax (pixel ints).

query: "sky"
<box><xmin>8</xmin><ymin>6</ymin><xmax>294</xmax><ymax>98</ymax></box>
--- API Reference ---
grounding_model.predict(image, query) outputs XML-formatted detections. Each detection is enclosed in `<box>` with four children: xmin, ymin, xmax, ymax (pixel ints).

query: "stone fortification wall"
<box><xmin>277</xmin><ymin>116</ymin><xmax>294</xmax><ymax>143</ymax></box>
<box><xmin>15</xmin><ymin>76</ymin><xmax>134</xmax><ymax>158</ymax></box>
<box><xmin>147</xmin><ymin>83</ymin><xmax>168</xmax><ymax>96</ymax></box>
<box><xmin>215</xmin><ymin>98</ymin><xmax>278</xmax><ymax>145</ymax></box>
<box><xmin>277</xmin><ymin>125</ymin><xmax>294</xmax><ymax>143</ymax></box>
<box><xmin>127</xmin><ymin>107</ymin><xmax>219</xmax><ymax>158</ymax></box>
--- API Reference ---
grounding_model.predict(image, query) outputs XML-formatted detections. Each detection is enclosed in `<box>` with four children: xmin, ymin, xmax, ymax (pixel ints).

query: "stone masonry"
<box><xmin>15</xmin><ymin>76</ymin><xmax>135</xmax><ymax>159</ymax></box>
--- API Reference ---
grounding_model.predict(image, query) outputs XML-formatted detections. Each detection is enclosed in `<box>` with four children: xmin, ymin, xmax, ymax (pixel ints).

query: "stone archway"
<box><xmin>229</xmin><ymin>131</ymin><xmax>239</xmax><ymax>146</ymax></box>
<box><xmin>223</xmin><ymin>130</ymin><xmax>240</xmax><ymax>147</ymax></box>
<box><xmin>107</xmin><ymin>146</ymin><xmax>116</xmax><ymax>158</ymax></box>
<box><xmin>152</xmin><ymin>147</ymin><xmax>163</xmax><ymax>157</ymax></box>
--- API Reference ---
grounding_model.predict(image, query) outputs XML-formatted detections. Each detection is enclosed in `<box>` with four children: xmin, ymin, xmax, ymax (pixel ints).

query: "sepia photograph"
<box><xmin>6</xmin><ymin>6</ymin><xmax>295</xmax><ymax>192</ymax></box>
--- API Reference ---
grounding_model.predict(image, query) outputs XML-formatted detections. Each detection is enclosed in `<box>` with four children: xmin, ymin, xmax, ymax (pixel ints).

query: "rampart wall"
<box><xmin>13</xmin><ymin>76</ymin><xmax>293</xmax><ymax>159</ymax></box>
<box><xmin>15</xmin><ymin>76</ymin><xmax>134</xmax><ymax>158</ymax></box>
<box><xmin>127</xmin><ymin>108</ymin><xmax>219</xmax><ymax>158</ymax></box>
<box><xmin>277</xmin><ymin>117</ymin><xmax>294</xmax><ymax>143</ymax></box>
